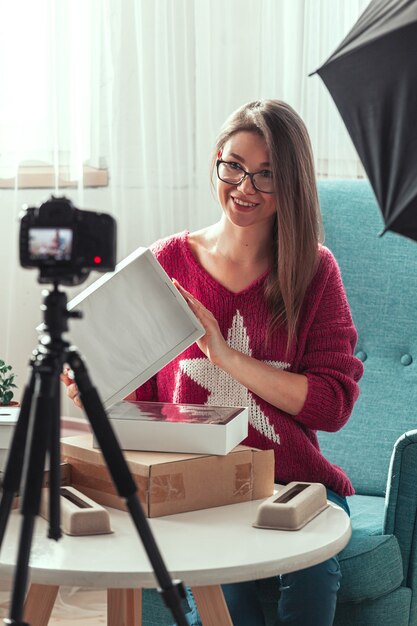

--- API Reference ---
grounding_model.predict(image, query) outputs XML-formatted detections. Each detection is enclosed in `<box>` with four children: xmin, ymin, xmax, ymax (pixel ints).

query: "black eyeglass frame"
<box><xmin>216</xmin><ymin>159</ymin><xmax>275</xmax><ymax>194</ymax></box>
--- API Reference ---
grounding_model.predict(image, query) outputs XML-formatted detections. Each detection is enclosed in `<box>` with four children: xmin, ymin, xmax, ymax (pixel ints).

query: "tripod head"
<box><xmin>39</xmin><ymin>284</ymin><xmax>82</xmax><ymax>342</ymax></box>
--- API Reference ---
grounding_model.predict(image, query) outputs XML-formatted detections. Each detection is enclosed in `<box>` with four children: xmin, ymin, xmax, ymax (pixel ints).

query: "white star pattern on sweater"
<box><xmin>176</xmin><ymin>311</ymin><xmax>291</xmax><ymax>444</ymax></box>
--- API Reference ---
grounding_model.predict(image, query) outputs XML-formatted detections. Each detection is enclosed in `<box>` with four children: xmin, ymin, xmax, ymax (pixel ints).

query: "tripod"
<box><xmin>0</xmin><ymin>284</ymin><xmax>188</xmax><ymax>626</ymax></box>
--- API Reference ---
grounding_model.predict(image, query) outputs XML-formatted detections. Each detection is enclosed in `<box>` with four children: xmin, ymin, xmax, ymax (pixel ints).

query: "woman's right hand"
<box><xmin>61</xmin><ymin>367</ymin><xmax>82</xmax><ymax>408</ymax></box>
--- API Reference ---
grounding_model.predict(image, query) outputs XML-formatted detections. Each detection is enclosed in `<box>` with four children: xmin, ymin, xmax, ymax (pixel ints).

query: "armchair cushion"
<box><xmin>347</xmin><ymin>494</ymin><xmax>385</xmax><ymax>537</ymax></box>
<box><xmin>327</xmin><ymin>495</ymin><xmax>404</xmax><ymax>603</ymax></box>
<box><xmin>334</xmin><ymin>587</ymin><xmax>412</xmax><ymax>626</ymax></box>
<box><xmin>338</xmin><ymin>532</ymin><xmax>403</xmax><ymax>602</ymax></box>
<box><xmin>338</xmin><ymin>494</ymin><xmax>403</xmax><ymax>601</ymax></box>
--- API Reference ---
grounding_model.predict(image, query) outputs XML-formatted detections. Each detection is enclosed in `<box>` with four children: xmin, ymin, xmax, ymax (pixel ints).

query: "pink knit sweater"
<box><xmin>135</xmin><ymin>231</ymin><xmax>363</xmax><ymax>496</ymax></box>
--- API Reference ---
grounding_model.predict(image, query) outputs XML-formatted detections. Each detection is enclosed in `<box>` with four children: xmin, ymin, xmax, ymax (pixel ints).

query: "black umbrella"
<box><xmin>313</xmin><ymin>0</ymin><xmax>417</xmax><ymax>242</ymax></box>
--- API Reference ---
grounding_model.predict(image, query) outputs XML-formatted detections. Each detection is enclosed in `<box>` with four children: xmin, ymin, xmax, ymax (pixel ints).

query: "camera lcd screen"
<box><xmin>28</xmin><ymin>228</ymin><xmax>72</xmax><ymax>262</ymax></box>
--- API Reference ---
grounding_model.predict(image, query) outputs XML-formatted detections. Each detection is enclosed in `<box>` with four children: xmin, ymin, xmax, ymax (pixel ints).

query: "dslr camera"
<box><xmin>19</xmin><ymin>196</ymin><xmax>116</xmax><ymax>285</ymax></box>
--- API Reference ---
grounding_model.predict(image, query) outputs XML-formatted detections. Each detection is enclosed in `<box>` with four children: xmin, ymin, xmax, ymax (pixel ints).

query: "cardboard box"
<box><xmin>8</xmin><ymin>463</ymin><xmax>72</xmax><ymax>509</ymax></box>
<box><xmin>102</xmin><ymin>401</ymin><xmax>248</xmax><ymax>455</ymax></box>
<box><xmin>61</xmin><ymin>434</ymin><xmax>275</xmax><ymax>518</ymax></box>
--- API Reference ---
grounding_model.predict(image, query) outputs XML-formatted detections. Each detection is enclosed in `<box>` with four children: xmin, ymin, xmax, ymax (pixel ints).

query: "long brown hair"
<box><xmin>211</xmin><ymin>100</ymin><xmax>323</xmax><ymax>349</ymax></box>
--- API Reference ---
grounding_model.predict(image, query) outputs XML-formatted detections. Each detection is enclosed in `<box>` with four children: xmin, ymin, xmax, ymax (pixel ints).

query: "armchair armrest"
<box><xmin>384</xmin><ymin>429</ymin><xmax>417</xmax><ymax>591</ymax></box>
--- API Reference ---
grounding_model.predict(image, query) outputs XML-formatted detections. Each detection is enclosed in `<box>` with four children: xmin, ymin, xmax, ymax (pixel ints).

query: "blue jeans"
<box><xmin>179</xmin><ymin>489</ymin><xmax>349</xmax><ymax>626</ymax></box>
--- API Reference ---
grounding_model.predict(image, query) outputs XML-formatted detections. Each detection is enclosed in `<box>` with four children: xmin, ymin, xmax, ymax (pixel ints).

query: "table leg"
<box><xmin>23</xmin><ymin>583</ymin><xmax>59</xmax><ymax>626</ymax></box>
<box><xmin>107</xmin><ymin>588</ymin><xmax>142</xmax><ymax>626</ymax></box>
<box><xmin>192</xmin><ymin>585</ymin><xmax>233</xmax><ymax>626</ymax></box>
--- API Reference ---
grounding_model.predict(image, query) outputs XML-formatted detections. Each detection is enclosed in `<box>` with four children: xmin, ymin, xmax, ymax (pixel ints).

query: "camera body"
<box><xmin>20</xmin><ymin>196</ymin><xmax>116</xmax><ymax>285</ymax></box>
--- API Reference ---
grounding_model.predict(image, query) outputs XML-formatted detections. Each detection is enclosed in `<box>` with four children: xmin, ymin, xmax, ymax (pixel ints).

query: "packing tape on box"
<box><xmin>234</xmin><ymin>462</ymin><xmax>252</xmax><ymax>496</ymax></box>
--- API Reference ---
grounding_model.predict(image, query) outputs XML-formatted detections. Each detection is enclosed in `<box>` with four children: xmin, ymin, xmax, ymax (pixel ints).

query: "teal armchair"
<box><xmin>245</xmin><ymin>179</ymin><xmax>417</xmax><ymax>626</ymax></box>
<box><xmin>316</xmin><ymin>178</ymin><xmax>417</xmax><ymax>626</ymax></box>
<box><xmin>142</xmin><ymin>178</ymin><xmax>417</xmax><ymax>625</ymax></box>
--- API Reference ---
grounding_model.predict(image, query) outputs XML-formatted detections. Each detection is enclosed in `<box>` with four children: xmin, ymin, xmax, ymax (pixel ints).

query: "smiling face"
<box><xmin>217</xmin><ymin>131</ymin><xmax>276</xmax><ymax>229</ymax></box>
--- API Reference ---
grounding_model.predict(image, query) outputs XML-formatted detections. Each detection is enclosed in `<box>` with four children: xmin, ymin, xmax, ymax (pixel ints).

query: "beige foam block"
<box><xmin>253</xmin><ymin>482</ymin><xmax>329</xmax><ymax>531</ymax></box>
<box><xmin>40</xmin><ymin>486</ymin><xmax>113</xmax><ymax>536</ymax></box>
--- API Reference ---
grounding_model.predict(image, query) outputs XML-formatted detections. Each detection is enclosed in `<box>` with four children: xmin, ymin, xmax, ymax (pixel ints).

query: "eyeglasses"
<box><xmin>216</xmin><ymin>159</ymin><xmax>275</xmax><ymax>194</ymax></box>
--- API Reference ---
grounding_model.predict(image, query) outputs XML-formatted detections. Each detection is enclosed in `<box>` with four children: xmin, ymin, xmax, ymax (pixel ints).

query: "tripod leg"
<box><xmin>0</xmin><ymin>368</ymin><xmax>36</xmax><ymax>547</ymax></box>
<box><xmin>8</xmin><ymin>371</ymin><xmax>56</xmax><ymax>624</ymax></box>
<box><xmin>47</xmin><ymin>380</ymin><xmax>62</xmax><ymax>540</ymax></box>
<box><xmin>68</xmin><ymin>351</ymin><xmax>189</xmax><ymax>626</ymax></box>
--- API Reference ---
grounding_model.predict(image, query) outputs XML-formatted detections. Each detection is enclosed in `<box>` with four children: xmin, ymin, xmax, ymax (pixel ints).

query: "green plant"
<box><xmin>0</xmin><ymin>360</ymin><xmax>17</xmax><ymax>405</ymax></box>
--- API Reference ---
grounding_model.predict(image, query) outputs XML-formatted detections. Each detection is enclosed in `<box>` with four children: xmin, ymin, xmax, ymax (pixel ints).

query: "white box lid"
<box><xmin>65</xmin><ymin>247</ymin><xmax>204</xmax><ymax>408</ymax></box>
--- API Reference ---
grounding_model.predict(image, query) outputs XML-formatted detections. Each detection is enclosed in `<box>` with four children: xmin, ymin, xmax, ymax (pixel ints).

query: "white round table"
<box><xmin>0</xmin><ymin>496</ymin><xmax>351</xmax><ymax>625</ymax></box>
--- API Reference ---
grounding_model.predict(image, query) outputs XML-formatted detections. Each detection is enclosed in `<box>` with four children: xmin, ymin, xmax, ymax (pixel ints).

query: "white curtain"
<box><xmin>0</xmin><ymin>0</ymin><xmax>103</xmax><ymax>182</ymax></box>
<box><xmin>0</xmin><ymin>0</ymin><xmax>369</xmax><ymax>411</ymax></box>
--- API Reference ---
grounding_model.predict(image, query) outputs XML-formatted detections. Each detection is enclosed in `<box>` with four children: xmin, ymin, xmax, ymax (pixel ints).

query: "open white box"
<box><xmin>64</xmin><ymin>247</ymin><xmax>249</xmax><ymax>455</ymax></box>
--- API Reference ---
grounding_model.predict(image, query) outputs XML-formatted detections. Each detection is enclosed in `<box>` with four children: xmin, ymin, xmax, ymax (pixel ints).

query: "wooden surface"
<box><xmin>24</xmin><ymin>583</ymin><xmax>59</xmax><ymax>626</ymax></box>
<box><xmin>193</xmin><ymin>585</ymin><xmax>234</xmax><ymax>626</ymax></box>
<box><xmin>108</xmin><ymin>588</ymin><xmax>142</xmax><ymax>626</ymax></box>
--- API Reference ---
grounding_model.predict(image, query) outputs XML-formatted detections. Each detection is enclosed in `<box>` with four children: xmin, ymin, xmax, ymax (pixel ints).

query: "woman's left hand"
<box><xmin>172</xmin><ymin>279</ymin><xmax>231</xmax><ymax>367</ymax></box>
<box><xmin>173</xmin><ymin>280</ymin><xmax>308</xmax><ymax>416</ymax></box>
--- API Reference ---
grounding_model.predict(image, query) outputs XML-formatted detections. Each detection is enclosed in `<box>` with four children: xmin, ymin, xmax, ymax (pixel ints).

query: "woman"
<box><xmin>64</xmin><ymin>100</ymin><xmax>363</xmax><ymax>625</ymax></box>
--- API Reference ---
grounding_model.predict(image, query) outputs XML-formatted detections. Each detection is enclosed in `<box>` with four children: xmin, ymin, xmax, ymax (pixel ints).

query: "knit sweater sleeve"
<box><xmin>293</xmin><ymin>247</ymin><xmax>364</xmax><ymax>432</ymax></box>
